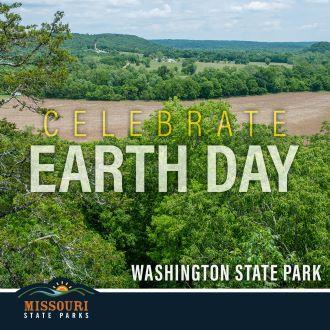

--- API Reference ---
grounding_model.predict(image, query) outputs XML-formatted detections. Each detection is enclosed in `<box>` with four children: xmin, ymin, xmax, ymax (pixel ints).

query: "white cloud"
<box><xmin>107</xmin><ymin>0</ymin><xmax>140</xmax><ymax>6</ymax></box>
<box><xmin>261</xmin><ymin>20</ymin><xmax>281</xmax><ymax>28</ymax></box>
<box><xmin>15</xmin><ymin>0</ymin><xmax>330</xmax><ymax>41</ymax></box>
<box><xmin>21</xmin><ymin>0</ymin><xmax>140</xmax><ymax>4</ymax></box>
<box><xmin>223</xmin><ymin>21</ymin><xmax>238</xmax><ymax>29</ymax></box>
<box><xmin>305</xmin><ymin>0</ymin><xmax>329</xmax><ymax>3</ymax></box>
<box><xmin>232</xmin><ymin>1</ymin><xmax>290</xmax><ymax>12</ymax></box>
<box><xmin>300</xmin><ymin>22</ymin><xmax>319</xmax><ymax>29</ymax></box>
<box><xmin>128</xmin><ymin>4</ymin><xmax>171</xmax><ymax>18</ymax></box>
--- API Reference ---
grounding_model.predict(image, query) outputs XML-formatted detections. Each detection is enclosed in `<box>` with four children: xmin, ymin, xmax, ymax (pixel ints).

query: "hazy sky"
<box><xmin>17</xmin><ymin>0</ymin><xmax>330</xmax><ymax>41</ymax></box>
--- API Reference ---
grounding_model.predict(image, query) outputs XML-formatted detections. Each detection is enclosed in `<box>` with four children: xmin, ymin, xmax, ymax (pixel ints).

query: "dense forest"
<box><xmin>1</xmin><ymin>100</ymin><xmax>329</xmax><ymax>288</ymax></box>
<box><xmin>43</xmin><ymin>49</ymin><xmax>330</xmax><ymax>101</ymax></box>
<box><xmin>66</xmin><ymin>34</ymin><xmax>315</xmax><ymax>53</ymax></box>
<box><xmin>152</xmin><ymin>39</ymin><xmax>314</xmax><ymax>51</ymax></box>
<box><xmin>65</xmin><ymin>33</ymin><xmax>163</xmax><ymax>55</ymax></box>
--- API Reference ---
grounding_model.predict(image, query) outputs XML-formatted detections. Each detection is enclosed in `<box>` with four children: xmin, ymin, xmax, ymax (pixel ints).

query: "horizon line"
<box><xmin>70</xmin><ymin>32</ymin><xmax>326</xmax><ymax>43</ymax></box>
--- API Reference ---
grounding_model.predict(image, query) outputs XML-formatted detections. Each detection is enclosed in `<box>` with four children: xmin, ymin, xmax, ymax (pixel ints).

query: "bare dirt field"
<box><xmin>1</xmin><ymin>92</ymin><xmax>329</xmax><ymax>141</ymax></box>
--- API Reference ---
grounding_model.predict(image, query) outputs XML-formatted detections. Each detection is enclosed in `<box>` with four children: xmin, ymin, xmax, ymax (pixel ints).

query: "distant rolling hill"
<box><xmin>308</xmin><ymin>41</ymin><xmax>330</xmax><ymax>53</ymax></box>
<box><xmin>65</xmin><ymin>33</ymin><xmax>164</xmax><ymax>54</ymax></box>
<box><xmin>64</xmin><ymin>34</ymin><xmax>321</xmax><ymax>55</ymax></box>
<box><xmin>151</xmin><ymin>39</ymin><xmax>315</xmax><ymax>52</ymax></box>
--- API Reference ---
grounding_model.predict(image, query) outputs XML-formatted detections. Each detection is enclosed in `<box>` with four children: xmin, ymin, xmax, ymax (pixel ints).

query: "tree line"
<box><xmin>42</xmin><ymin>53</ymin><xmax>330</xmax><ymax>101</ymax></box>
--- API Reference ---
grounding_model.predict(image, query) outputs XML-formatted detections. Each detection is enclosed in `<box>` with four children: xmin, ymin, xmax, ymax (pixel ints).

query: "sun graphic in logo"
<box><xmin>53</xmin><ymin>281</ymin><xmax>72</xmax><ymax>292</ymax></box>
<box><xmin>18</xmin><ymin>278</ymin><xmax>96</xmax><ymax>298</ymax></box>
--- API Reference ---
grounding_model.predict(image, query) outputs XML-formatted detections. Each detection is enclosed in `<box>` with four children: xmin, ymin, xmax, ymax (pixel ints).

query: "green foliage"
<box><xmin>0</xmin><ymin>121</ymin><xmax>135</xmax><ymax>287</ymax></box>
<box><xmin>265</xmin><ymin>58</ymin><xmax>271</xmax><ymax>65</ymax></box>
<box><xmin>40</xmin><ymin>47</ymin><xmax>330</xmax><ymax>101</ymax></box>
<box><xmin>0</xmin><ymin>197</ymin><xmax>134</xmax><ymax>288</ymax></box>
<box><xmin>0</xmin><ymin>100</ymin><xmax>329</xmax><ymax>288</ymax></box>
<box><xmin>152</xmin><ymin>39</ymin><xmax>314</xmax><ymax>52</ymax></box>
<box><xmin>157</xmin><ymin>65</ymin><xmax>172</xmax><ymax>79</ymax></box>
<box><xmin>181</xmin><ymin>59</ymin><xmax>197</xmax><ymax>75</ymax></box>
<box><xmin>65</xmin><ymin>33</ymin><xmax>162</xmax><ymax>55</ymax></box>
<box><xmin>0</xmin><ymin>2</ymin><xmax>72</xmax><ymax>112</ymax></box>
<box><xmin>41</xmin><ymin>58</ymin><xmax>330</xmax><ymax>101</ymax></box>
<box><xmin>309</xmin><ymin>42</ymin><xmax>330</xmax><ymax>53</ymax></box>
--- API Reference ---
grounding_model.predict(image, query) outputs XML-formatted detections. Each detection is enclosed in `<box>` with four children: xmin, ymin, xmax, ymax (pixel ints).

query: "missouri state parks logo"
<box><xmin>17</xmin><ymin>278</ymin><xmax>98</xmax><ymax>320</ymax></box>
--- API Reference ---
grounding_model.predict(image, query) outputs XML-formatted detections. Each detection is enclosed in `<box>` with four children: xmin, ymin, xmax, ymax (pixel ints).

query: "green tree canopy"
<box><xmin>0</xmin><ymin>2</ymin><xmax>72</xmax><ymax>113</ymax></box>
